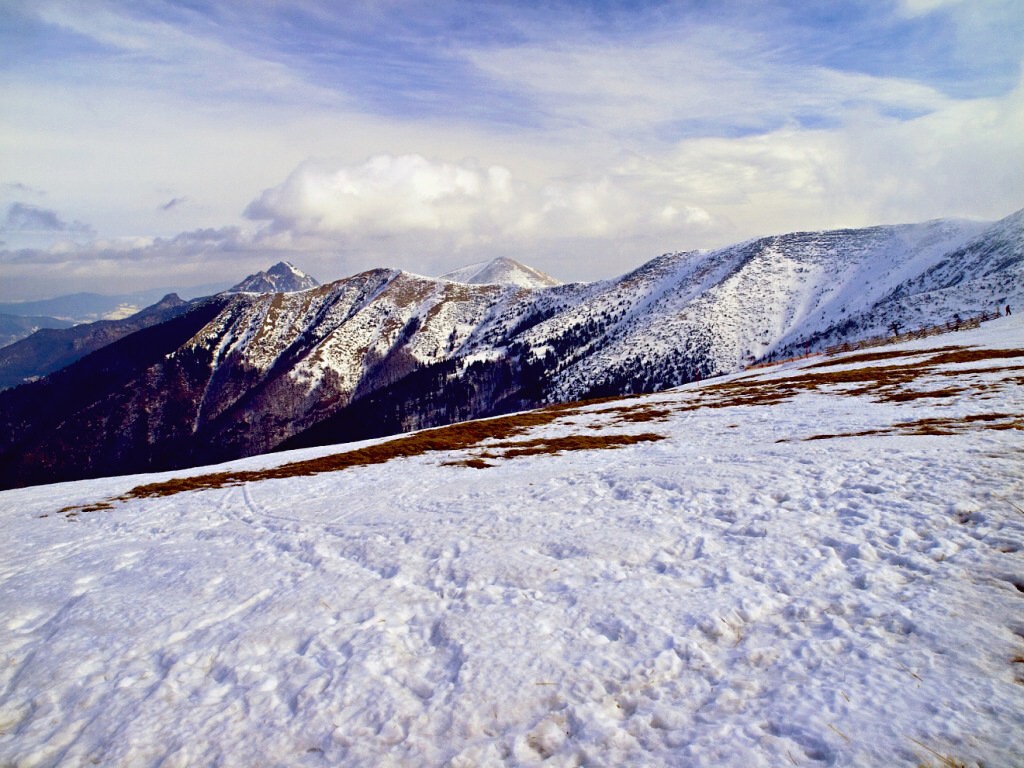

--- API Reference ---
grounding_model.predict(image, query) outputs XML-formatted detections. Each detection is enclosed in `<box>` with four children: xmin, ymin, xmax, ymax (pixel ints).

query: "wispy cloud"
<box><xmin>2</xmin><ymin>203</ymin><xmax>92</xmax><ymax>235</ymax></box>
<box><xmin>159</xmin><ymin>197</ymin><xmax>188</xmax><ymax>212</ymax></box>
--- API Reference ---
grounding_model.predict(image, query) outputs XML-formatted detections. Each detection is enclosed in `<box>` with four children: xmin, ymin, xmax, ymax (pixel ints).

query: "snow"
<box><xmin>1</xmin><ymin>316</ymin><xmax>1022</xmax><ymax>767</ymax></box>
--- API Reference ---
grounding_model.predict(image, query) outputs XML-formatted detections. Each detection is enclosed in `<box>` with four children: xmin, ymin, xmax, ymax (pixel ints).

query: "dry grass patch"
<box><xmin>924</xmin><ymin>347</ymin><xmax>1024</xmax><ymax>366</ymax></box>
<box><xmin>122</xmin><ymin>405</ymin><xmax>583</xmax><ymax>500</ymax></box>
<box><xmin>441</xmin><ymin>458</ymin><xmax>495</xmax><ymax>469</ymax></box>
<box><xmin>878</xmin><ymin>387</ymin><xmax>966</xmax><ymax>403</ymax></box>
<box><xmin>931</xmin><ymin>364</ymin><xmax>1024</xmax><ymax>379</ymax></box>
<box><xmin>483</xmin><ymin>432</ymin><xmax>665</xmax><ymax>459</ymax></box>
<box><xmin>799</xmin><ymin>412</ymin><xmax>1023</xmax><ymax>441</ymax></box>
<box><xmin>910</xmin><ymin>739</ymin><xmax>971</xmax><ymax>768</ymax></box>
<box><xmin>593</xmin><ymin>404</ymin><xmax>676</xmax><ymax>423</ymax></box>
<box><xmin>53</xmin><ymin>403</ymin><xmax>586</xmax><ymax>510</ymax></box>
<box><xmin>808</xmin><ymin>346</ymin><xmax>964</xmax><ymax>369</ymax></box>
<box><xmin>708</xmin><ymin>347</ymin><xmax>1022</xmax><ymax>408</ymax></box>
<box><xmin>56</xmin><ymin>500</ymin><xmax>115</xmax><ymax>519</ymax></box>
<box><xmin>900</xmin><ymin>412</ymin><xmax>1023</xmax><ymax>435</ymax></box>
<box><xmin>794</xmin><ymin>430</ymin><xmax>888</xmax><ymax>442</ymax></box>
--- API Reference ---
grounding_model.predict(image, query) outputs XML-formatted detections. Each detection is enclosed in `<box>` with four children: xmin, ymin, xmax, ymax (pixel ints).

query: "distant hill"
<box><xmin>0</xmin><ymin>282</ymin><xmax>230</xmax><ymax>324</ymax></box>
<box><xmin>0</xmin><ymin>314</ymin><xmax>74</xmax><ymax>349</ymax></box>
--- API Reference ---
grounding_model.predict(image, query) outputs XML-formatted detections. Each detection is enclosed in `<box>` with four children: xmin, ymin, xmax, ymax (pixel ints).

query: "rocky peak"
<box><xmin>227</xmin><ymin>262</ymin><xmax>320</xmax><ymax>294</ymax></box>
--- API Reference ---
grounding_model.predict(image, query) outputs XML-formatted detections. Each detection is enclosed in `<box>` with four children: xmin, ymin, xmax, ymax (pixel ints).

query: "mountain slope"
<box><xmin>1</xmin><ymin>316</ymin><xmax>1021</xmax><ymax>766</ymax></box>
<box><xmin>767</xmin><ymin>212</ymin><xmax>1022</xmax><ymax>358</ymax></box>
<box><xmin>0</xmin><ymin>209</ymin><xmax>1020</xmax><ymax>488</ymax></box>
<box><xmin>533</xmin><ymin>216</ymin><xmax>1009</xmax><ymax>401</ymax></box>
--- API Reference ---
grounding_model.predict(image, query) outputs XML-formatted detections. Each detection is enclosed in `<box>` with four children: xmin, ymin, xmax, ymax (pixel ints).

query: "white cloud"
<box><xmin>244</xmin><ymin>154</ymin><xmax>714</xmax><ymax>248</ymax></box>
<box><xmin>246</xmin><ymin>155</ymin><xmax>517</xmax><ymax>237</ymax></box>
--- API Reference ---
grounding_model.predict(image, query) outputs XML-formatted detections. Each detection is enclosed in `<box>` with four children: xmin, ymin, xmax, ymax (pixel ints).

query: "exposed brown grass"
<box><xmin>909</xmin><ymin>736</ymin><xmax>971</xmax><ymax>768</ymax></box>
<box><xmin>80</xmin><ymin>502</ymin><xmax>115</xmax><ymax>512</ymax></box>
<box><xmin>696</xmin><ymin>388</ymin><xmax>793</xmax><ymax>409</ymax></box>
<box><xmin>904</xmin><ymin>412</ymin><xmax>1024</xmax><ymax>435</ymax></box>
<box><xmin>697</xmin><ymin>347</ymin><xmax>1023</xmax><ymax>410</ymax></box>
<box><xmin>121</xmin><ymin>405</ymin><xmax>582</xmax><ymax>501</ymax></box>
<box><xmin>484</xmin><ymin>432</ymin><xmax>665</xmax><ymax>458</ymax></box>
<box><xmin>800</xmin><ymin>412</ymin><xmax>1023</xmax><ymax>441</ymax></box>
<box><xmin>56</xmin><ymin>501</ymin><xmax>114</xmax><ymax>519</ymax></box>
<box><xmin>441</xmin><ymin>458</ymin><xmax>495</xmax><ymax>469</ymax></box>
<box><xmin>593</xmin><ymin>404</ymin><xmax>676</xmax><ymax>423</ymax></box>
<box><xmin>931</xmin><ymin>364</ymin><xmax>1024</xmax><ymax>379</ymax></box>
<box><xmin>924</xmin><ymin>348</ymin><xmax>1024</xmax><ymax>366</ymax></box>
<box><xmin>878</xmin><ymin>387</ymin><xmax>966</xmax><ymax>403</ymax></box>
<box><xmin>808</xmin><ymin>346</ymin><xmax>964</xmax><ymax>369</ymax></box>
<box><xmin>915</xmin><ymin>757</ymin><xmax>969</xmax><ymax>768</ymax></box>
<box><xmin>796</xmin><ymin>430</ymin><xmax>887</xmax><ymax>442</ymax></box>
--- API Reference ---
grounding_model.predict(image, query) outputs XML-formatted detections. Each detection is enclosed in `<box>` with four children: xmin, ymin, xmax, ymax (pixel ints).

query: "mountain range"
<box><xmin>0</xmin><ymin>210</ymin><xmax>1020</xmax><ymax>489</ymax></box>
<box><xmin>0</xmin><ymin>262</ymin><xmax>321</xmax><ymax>390</ymax></box>
<box><xmin>0</xmin><ymin>294</ymin><xmax>192</xmax><ymax>391</ymax></box>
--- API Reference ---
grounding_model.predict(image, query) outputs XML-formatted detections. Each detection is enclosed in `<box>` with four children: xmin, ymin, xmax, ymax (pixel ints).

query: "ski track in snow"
<box><xmin>1</xmin><ymin>318</ymin><xmax>1022</xmax><ymax>767</ymax></box>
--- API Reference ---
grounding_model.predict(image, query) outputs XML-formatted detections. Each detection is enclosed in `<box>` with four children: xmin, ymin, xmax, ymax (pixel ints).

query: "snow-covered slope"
<box><xmin>1</xmin><ymin>315</ymin><xmax>1021</xmax><ymax>767</ymax></box>
<box><xmin>524</xmin><ymin>215</ymin><xmax>1015</xmax><ymax>401</ymax></box>
<box><xmin>227</xmin><ymin>261</ymin><xmax>320</xmax><ymax>293</ymax></box>
<box><xmin>439</xmin><ymin>256</ymin><xmax>561</xmax><ymax>288</ymax></box>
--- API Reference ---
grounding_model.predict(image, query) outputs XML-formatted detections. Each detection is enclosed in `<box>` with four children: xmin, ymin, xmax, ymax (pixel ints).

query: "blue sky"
<box><xmin>1</xmin><ymin>0</ymin><xmax>1022</xmax><ymax>299</ymax></box>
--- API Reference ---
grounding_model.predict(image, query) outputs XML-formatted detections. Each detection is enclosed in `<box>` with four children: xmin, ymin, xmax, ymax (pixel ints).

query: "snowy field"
<box><xmin>1</xmin><ymin>317</ymin><xmax>1022</xmax><ymax>767</ymax></box>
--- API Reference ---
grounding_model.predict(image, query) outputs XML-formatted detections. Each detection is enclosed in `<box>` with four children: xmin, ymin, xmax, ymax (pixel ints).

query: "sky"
<box><xmin>1</xmin><ymin>0</ymin><xmax>1022</xmax><ymax>300</ymax></box>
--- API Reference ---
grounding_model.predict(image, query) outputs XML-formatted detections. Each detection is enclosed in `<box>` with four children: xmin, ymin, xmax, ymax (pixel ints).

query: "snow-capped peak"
<box><xmin>227</xmin><ymin>261</ymin><xmax>320</xmax><ymax>294</ymax></box>
<box><xmin>439</xmin><ymin>257</ymin><xmax>561</xmax><ymax>288</ymax></box>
